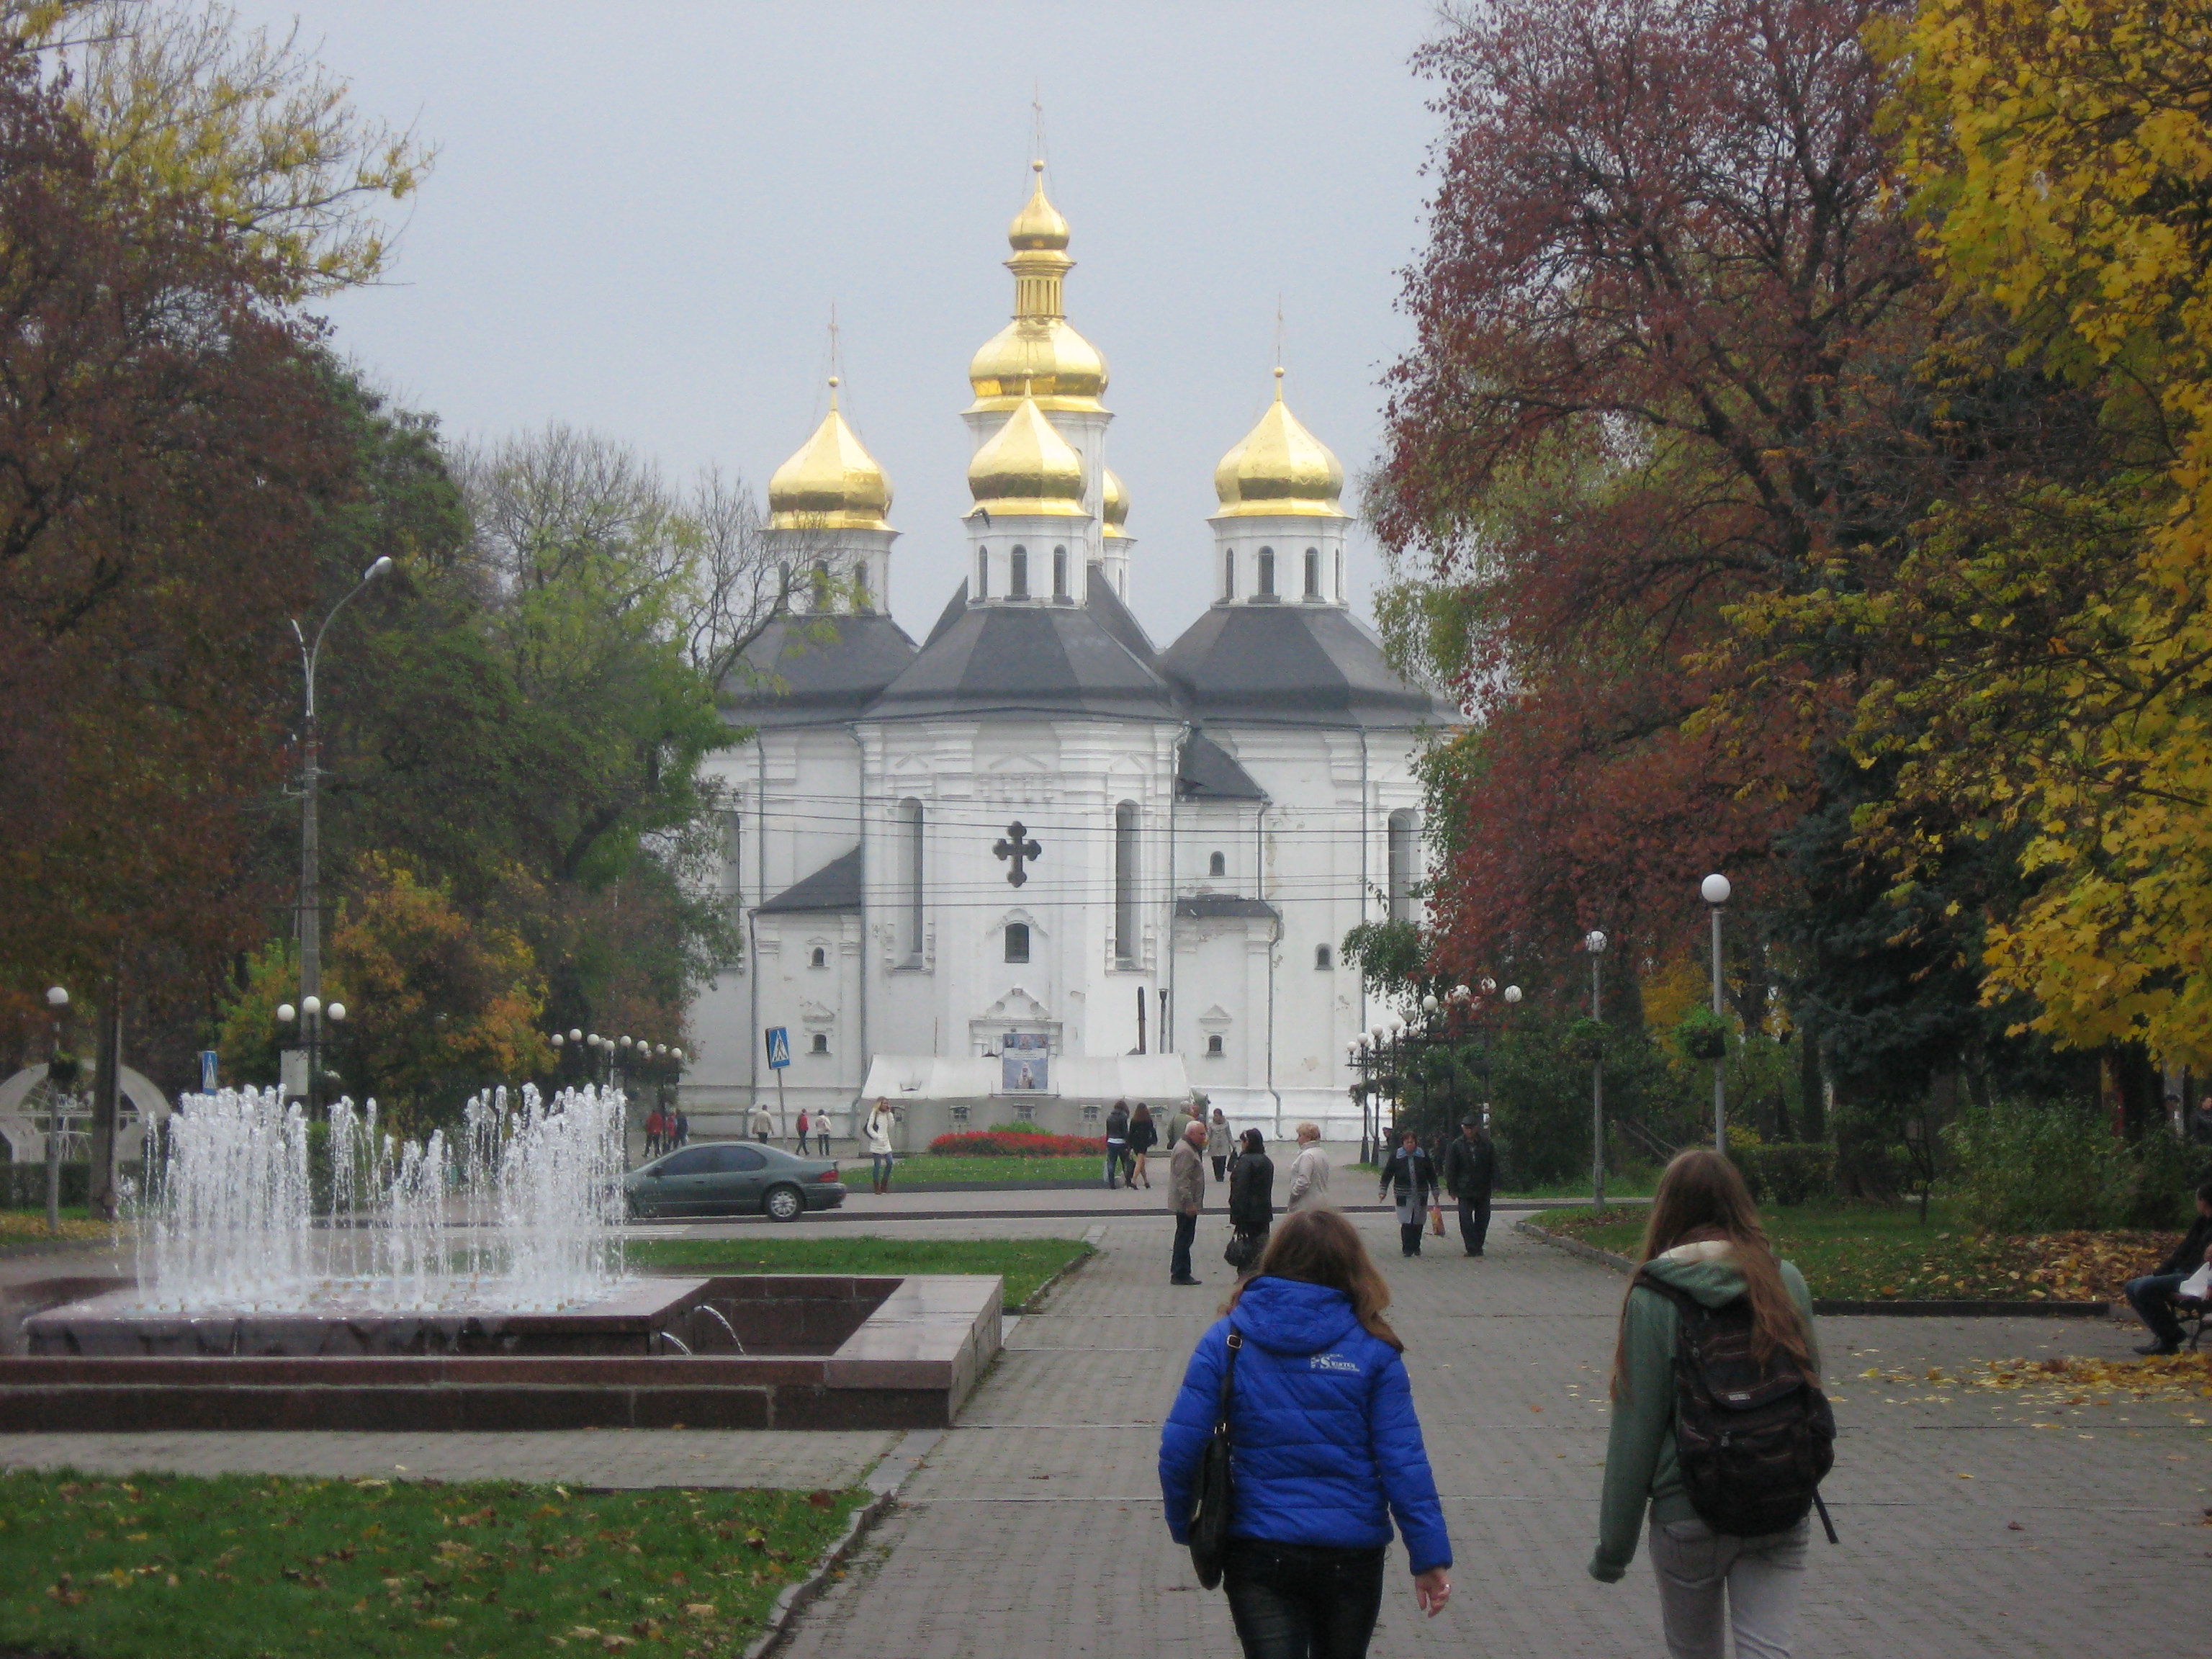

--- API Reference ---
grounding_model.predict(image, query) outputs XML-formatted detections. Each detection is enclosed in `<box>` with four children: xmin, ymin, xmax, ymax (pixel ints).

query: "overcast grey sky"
<box><xmin>229</xmin><ymin>1</ymin><xmax>1447</xmax><ymax>644</ymax></box>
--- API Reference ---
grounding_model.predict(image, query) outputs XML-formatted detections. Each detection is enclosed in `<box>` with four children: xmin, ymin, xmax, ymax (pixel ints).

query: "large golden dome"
<box><xmin>768</xmin><ymin>379</ymin><xmax>892</xmax><ymax>531</ymax></box>
<box><xmin>968</xmin><ymin>393</ymin><xmax>1087</xmax><ymax>518</ymax></box>
<box><xmin>1213</xmin><ymin>369</ymin><xmax>1346</xmax><ymax>518</ymax></box>
<box><xmin>968</xmin><ymin>161</ymin><xmax>1108</xmax><ymax>413</ymax></box>
<box><xmin>1102</xmin><ymin>467</ymin><xmax>1130</xmax><ymax>539</ymax></box>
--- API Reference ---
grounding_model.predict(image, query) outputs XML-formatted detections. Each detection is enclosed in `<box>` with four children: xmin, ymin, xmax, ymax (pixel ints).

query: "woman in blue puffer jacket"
<box><xmin>1159</xmin><ymin>1207</ymin><xmax>1452</xmax><ymax>1658</ymax></box>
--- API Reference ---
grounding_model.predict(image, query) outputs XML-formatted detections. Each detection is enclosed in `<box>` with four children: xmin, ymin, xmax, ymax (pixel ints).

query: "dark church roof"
<box><xmin>1161</xmin><ymin>602</ymin><xmax>1457</xmax><ymax>729</ymax></box>
<box><xmin>1176</xmin><ymin>894</ymin><xmax>1281</xmax><ymax>921</ymax></box>
<box><xmin>757</xmin><ymin>845</ymin><xmax>862</xmax><ymax>913</ymax></box>
<box><xmin>721</xmin><ymin>612</ymin><xmax>918</xmax><ymax>728</ymax></box>
<box><xmin>868</xmin><ymin>572</ymin><xmax>1179</xmax><ymax>720</ymax></box>
<box><xmin>1178</xmin><ymin>729</ymin><xmax>1266</xmax><ymax>801</ymax></box>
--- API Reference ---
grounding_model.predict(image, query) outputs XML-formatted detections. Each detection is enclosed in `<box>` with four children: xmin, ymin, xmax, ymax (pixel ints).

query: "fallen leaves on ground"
<box><xmin>1858</xmin><ymin>1352</ymin><xmax>2212</xmax><ymax>1406</ymax></box>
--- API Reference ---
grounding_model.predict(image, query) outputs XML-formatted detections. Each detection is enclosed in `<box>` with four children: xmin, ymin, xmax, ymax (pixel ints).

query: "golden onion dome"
<box><xmin>768</xmin><ymin>379</ymin><xmax>892</xmax><ymax>531</ymax></box>
<box><xmin>1101</xmin><ymin>467</ymin><xmax>1130</xmax><ymax>538</ymax></box>
<box><xmin>1007</xmin><ymin>160</ymin><xmax>1070</xmax><ymax>251</ymax></box>
<box><xmin>1213</xmin><ymin>368</ymin><xmax>1346</xmax><ymax>518</ymax></box>
<box><xmin>968</xmin><ymin>161</ymin><xmax>1108</xmax><ymax>413</ymax></box>
<box><xmin>967</xmin><ymin>393</ymin><xmax>1087</xmax><ymax>517</ymax></box>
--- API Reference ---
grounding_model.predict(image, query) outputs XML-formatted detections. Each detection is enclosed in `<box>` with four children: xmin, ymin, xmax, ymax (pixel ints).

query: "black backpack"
<box><xmin>1637</xmin><ymin>1272</ymin><xmax>1838</xmax><ymax>1541</ymax></box>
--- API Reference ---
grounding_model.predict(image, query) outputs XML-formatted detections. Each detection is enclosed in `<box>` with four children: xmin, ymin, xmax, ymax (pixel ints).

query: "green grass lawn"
<box><xmin>1530</xmin><ymin>1200</ymin><xmax>2178</xmax><ymax>1303</ymax></box>
<box><xmin>884</xmin><ymin>1154</ymin><xmax>1103</xmax><ymax>1184</ymax></box>
<box><xmin>626</xmin><ymin>1236</ymin><xmax>1093</xmax><ymax>1310</ymax></box>
<box><xmin>0</xmin><ymin>1470</ymin><xmax>865</xmax><ymax>1659</ymax></box>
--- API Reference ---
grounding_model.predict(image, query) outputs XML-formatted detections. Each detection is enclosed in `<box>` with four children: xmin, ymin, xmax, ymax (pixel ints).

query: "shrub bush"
<box><xmin>1939</xmin><ymin>1101</ymin><xmax>2193</xmax><ymax>1231</ymax></box>
<box><xmin>1730</xmin><ymin>1142</ymin><xmax>1835</xmax><ymax>1206</ymax></box>
<box><xmin>927</xmin><ymin>1130</ymin><xmax>1105</xmax><ymax>1158</ymax></box>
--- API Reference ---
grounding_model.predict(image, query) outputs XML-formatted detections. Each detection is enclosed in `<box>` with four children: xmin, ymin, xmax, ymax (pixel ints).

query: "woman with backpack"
<box><xmin>1159</xmin><ymin>1208</ymin><xmax>1452</xmax><ymax>1658</ymax></box>
<box><xmin>1591</xmin><ymin>1148</ymin><xmax>1831</xmax><ymax>1659</ymax></box>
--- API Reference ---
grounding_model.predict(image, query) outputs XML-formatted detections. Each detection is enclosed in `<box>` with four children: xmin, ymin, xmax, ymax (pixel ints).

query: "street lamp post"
<box><xmin>43</xmin><ymin>986</ymin><xmax>68</xmax><ymax>1233</ymax></box>
<box><xmin>276</xmin><ymin>997</ymin><xmax>348</xmax><ymax>1115</ymax></box>
<box><xmin>1701</xmin><ymin>873</ymin><xmax>1732</xmax><ymax>1156</ymax></box>
<box><xmin>290</xmin><ymin>556</ymin><xmax>392</xmax><ymax>1025</ymax></box>
<box><xmin>1584</xmin><ymin>930</ymin><xmax>1608</xmax><ymax>1211</ymax></box>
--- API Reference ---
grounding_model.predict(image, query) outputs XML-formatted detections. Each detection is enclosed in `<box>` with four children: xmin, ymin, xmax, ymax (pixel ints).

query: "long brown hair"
<box><xmin>1611</xmin><ymin>1149</ymin><xmax>1810</xmax><ymax>1399</ymax></box>
<box><xmin>1226</xmin><ymin>1208</ymin><xmax>1403</xmax><ymax>1351</ymax></box>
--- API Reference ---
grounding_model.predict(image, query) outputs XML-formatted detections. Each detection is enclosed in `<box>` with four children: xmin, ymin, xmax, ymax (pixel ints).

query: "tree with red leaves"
<box><xmin>1378</xmin><ymin>0</ymin><xmax>1925</xmax><ymax>985</ymax></box>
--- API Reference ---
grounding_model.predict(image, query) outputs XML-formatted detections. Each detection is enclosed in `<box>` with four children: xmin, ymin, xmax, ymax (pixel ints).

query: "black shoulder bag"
<box><xmin>1187</xmin><ymin>1328</ymin><xmax>1244</xmax><ymax>1588</ymax></box>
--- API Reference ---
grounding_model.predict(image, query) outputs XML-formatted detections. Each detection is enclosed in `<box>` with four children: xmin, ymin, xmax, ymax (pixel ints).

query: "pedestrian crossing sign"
<box><xmin>765</xmin><ymin>1027</ymin><xmax>791</xmax><ymax>1070</ymax></box>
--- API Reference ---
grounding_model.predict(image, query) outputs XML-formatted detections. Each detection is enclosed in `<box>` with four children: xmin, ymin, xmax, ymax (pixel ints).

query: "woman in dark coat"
<box><xmin>1228</xmin><ymin>1128</ymin><xmax>1274</xmax><ymax>1270</ymax></box>
<box><xmin>1125</xmin><ymin>1102</ymin><xmax>1159</xmax><ymax>1190</ymax></box>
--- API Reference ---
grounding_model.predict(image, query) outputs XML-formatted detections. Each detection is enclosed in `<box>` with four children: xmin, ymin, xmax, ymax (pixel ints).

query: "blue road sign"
<box><xmin>199</xmin><ymin>1050</ymin><xmax>219</xmax><ymax>1092</ymax></box>
<box><xmin>765</xmin><ymin>1027</ymin><xmax>791</xmax><ymax>1070</ymax></box>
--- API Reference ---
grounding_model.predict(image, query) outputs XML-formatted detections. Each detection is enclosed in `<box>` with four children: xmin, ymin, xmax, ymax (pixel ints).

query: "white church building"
<box><xmin>681</xmin><ymin>165</ymin><xmax>1452</xmax><ymax>1149</ymax></box>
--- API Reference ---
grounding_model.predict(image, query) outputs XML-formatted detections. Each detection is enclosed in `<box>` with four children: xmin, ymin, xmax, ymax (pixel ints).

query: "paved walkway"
<box><xmin>782</xmin><ymin>1213</ymin><xmax>2203</xmax><ymax>1658</ymax></box>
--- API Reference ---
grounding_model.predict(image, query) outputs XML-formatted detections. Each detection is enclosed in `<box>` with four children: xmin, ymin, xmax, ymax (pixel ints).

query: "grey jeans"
<box><xmin>1647</xmin><ymin>1515</ymin><xmax>1809</xmax><ymax>1659</ymax></box>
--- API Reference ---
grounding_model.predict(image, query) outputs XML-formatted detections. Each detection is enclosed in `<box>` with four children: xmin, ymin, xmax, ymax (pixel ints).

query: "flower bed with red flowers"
<box><xmin>927</xmin><ymin>1130</ymin><xmax>1106</xmax><ymax>1157</ymax></box>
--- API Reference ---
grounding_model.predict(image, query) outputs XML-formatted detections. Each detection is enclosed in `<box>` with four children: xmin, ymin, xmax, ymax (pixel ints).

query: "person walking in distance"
<box><xmin>1104</xmin><ymin>1099</ymin><xmax>1132</xmax><ymax>1190</ymax></box>
<box><xmin>816</xmin><ymin>1112</ymin><xmax>832</xmax><ymax>1156</ymax></box>
<box><xmin>1168</xmin><ymin>1119</ymin><xmax>1208</xmax><ymax>1285</ymax></box>
<box><xmin>1285</xmin><ymin>1122</ymin><xmax>1331</xmax><ymax>1211</ymax></box>
<box><xmin>1208</xmin><ymin>1107</ymin><xmax>1233</xmax><ymax>1182</ymax></box>
<box><xmin>1442</xmin><ymin>1117</ymin><xmax>1496</xmax><ymax>1257</ymax></box>
<box><xmin>1159</xmin><ymin>1208</ymin><xmax>1452</xmax><ymax>1657</ymax></box>
<box><xmin>1227</xmin><ymin>1129</ymin><xmax>1274</xmax><ymax>1272</ymax></box>
<box><xmin>1377</xmin><ymin>1130</ymin><xmax>1438</xmax><ymax>1259</ymax></box>
<box><xmin>863</xmin><ymin>1097</ymin><xmax>898</xmax><ymax>1196</ymax></box>
<box><xmin>644</xmin><ymin>1105</ymin><xmax>666</xmax><ymax>1159</ymax></box>
<box><xmin>749</xmin><ymin>1100</ymin><xmax>773</xmax><ymax>1144</ymax></box>
<box><xmin>1592</xmin><ymin>1149</ymin><xmax>1832</xmax><ymax>1659</ymax></box>
<box><xmin>672</xmin><ymin>1106</ymin><xmax>689</xmax><ymax>1149</ymax></box>
<box><xmin>794</xmin><ymin>1109</ymin><xmax>810</xmax><ymax>1154</ymax></box>
<box><xmin>1127</xmin><ymin>1102</ymin><xmax>1159</xmax><ymax>1190</ymax></box>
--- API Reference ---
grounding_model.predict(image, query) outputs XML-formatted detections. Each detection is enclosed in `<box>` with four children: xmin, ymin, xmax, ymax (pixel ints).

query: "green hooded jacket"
<box><xmin>1588</xmin><ymin>1241</ymin><xmax>1820</xmax><ymax>1582</ymax></box>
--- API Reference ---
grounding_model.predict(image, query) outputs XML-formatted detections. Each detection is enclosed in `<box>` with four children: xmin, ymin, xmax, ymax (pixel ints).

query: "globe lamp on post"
<box><xmin>1701</xmin><ymin>873</ymin><xmax>1732</xmax><ymax>1156</ymax></box>
<box><xmin>1583</xmin><ymin>928</ymin><xmax>1609</xmax><ymax>1211</ymax></box>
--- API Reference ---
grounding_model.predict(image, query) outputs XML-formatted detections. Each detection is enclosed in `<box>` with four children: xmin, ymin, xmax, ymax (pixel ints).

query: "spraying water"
<box><xmin>132</xmin><ymin>1084</ymin><xmax>629</xmax><ymax>1314</ymax></box>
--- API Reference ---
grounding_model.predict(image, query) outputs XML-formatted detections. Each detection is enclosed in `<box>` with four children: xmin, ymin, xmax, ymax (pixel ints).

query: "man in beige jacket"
<box><xmin>1168</xmin><ymin>1120</ymin><xmax>1208</xmax><ymax>1285</ymax></box>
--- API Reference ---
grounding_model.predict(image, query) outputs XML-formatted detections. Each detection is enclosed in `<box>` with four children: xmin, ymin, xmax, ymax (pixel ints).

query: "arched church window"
<box><xmin>809</xmin><ymin>946</ymin><xmax>827</xmax><ymax>969</ymax></box>
<box><xmin>1222</xmin><ymin>550</ymin><xmax>1235</xmax><ymax>601</ymax></box>
<box><xmin>1305</xmin><ymin>548</ymin><xmax>1321</xmax><ymax>598</ymax></box>
<box><xmin>855</xmin><ymin>561</ymin><xmax>873</xmax><ymax>613</ymax></box>
<box><xmin>898</xmin><ymin>799</ymin><xmax>925</xmax><ymax>961</ymax></box>
<box><xmin>778</xmin><ymin>561</ymin><xmax>793</xmax><ymax>606</ymax></box>
<box><xmin>975</xmin><ymin>549</ymin><xmax>989</xmax><ymax>599</ymax></box>
<box><xmin>1053</xmin><ymin>547</ymin><xmax>1068</xmax><ymax>600</ymax></box>
<box><xmin>1258</xmin><ymin>547</ymin><xmax>1275</xmax><ymax>596</ymax></box>
<box><xmin>1207</xmin><ymin>1034</ymin><xmax>1224</xmax><ymax>1056</ymax></box>
<box><xmin>1316</xmin><ymin>943</ymin><xmax>1334</xmax><ymax>970</ymax></box>
<box><xmin>1010</xmin><ymin>546</ymin><xmax>1029</xmax><ymax>598</ymax></box>
<box><xmin>1388</xmin><ymin>809</ymin><xmax>1417</xmax><ymax>922</ymax></box>
<box><xmin>1004</xmin><ymin>922</ymin><xmax>1030</xmax><ymax>963</ymax></box>
<box><xmin>1208</xmin><ymin>851</ymin><xmax>1226</xmax><ymax>878</ymax></box>
<box><xmin>811</xmin><ymin>1033</ymin><xmax>829</xmax><ymax>1055</ymax></box>
<box><xmin>811</xmin><ymin>559</ymin><xmax>831</xmax><ymax>611</ymax></box>
<box><xmin>1113</xmin><ymin>801</ymin><xmax>1139</xmax><ymax>965</ymax></box>
<box><xmin>1335</xmin><ymin>549</ymin><xmax>1344</xmax><ymax>601</ymax></box>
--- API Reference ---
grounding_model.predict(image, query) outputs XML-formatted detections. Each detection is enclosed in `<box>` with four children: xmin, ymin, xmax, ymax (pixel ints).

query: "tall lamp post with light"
<box><xmin>276</xmin><ymin>997</ymin><xmax>348</xmax><ymax>1115</ymax></box>
<box><xmin>42</xmin><ymin>986</ymin><xmax>71</xmax><ymax>1233</ymax></box>
<box><xmin>1583</xmin><ymin>930</ymin><xmax>1608</xmax><ymax>1210</ymax></box>
<box><xmin>289</xmin><ymin>555</ymin><xmax>392</xmax><ymax>1033</ymax></box>
<box><xmin>1701</xmin><ymin>873</ymin><xmax>1731</xmax><ymax>1155</ymax></box>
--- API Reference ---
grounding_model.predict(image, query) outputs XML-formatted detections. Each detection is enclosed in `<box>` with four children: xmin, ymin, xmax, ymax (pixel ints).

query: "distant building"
<box><xmin>683</xmin><ymin>164</ymin><xmax>1452</xmax><ymax>1147</ymax></box>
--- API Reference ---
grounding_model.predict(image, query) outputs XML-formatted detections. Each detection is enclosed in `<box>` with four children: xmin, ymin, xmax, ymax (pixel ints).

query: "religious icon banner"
<box><xmin>1002</xmin><ymin>1031</ymin><xmax>1050</xmax><ymax>1093</ymax></box>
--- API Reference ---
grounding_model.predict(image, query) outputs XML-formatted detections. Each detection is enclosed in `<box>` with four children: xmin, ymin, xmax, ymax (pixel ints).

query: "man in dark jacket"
<box><xmin>1104</xmin><ymin>1100</ymin><xmax>1130</xmax><ymax>1190</ymax></box>
<box><xmin>1440</xmin><ymin>1118</ymin><xmax>1497</xmax><ymax>1258</ymax></box>
<box><xmin>2126</xmin><ymin>1179</ymin><xmax>2212</xmax><ymax>1354</ymax></box>
<box><xmin>1227</xmin><ymin>1129</ymin><xmax>1274</xmax><ymax>1272</ymax></box>
<box><xmin>1378</xmin><ymin>1130</ymin><xmax>1439</xmax><ymax>1259</ymax></box>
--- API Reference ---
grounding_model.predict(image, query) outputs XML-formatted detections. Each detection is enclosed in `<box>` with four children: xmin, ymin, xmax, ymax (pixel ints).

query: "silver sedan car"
<box><xmin>624</xmin><ymin>1141</ymin><xmax>847</xmax><ymax>1222</ymax></box>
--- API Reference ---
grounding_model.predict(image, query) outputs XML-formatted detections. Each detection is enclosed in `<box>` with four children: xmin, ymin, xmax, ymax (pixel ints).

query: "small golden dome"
<box><xmin>968</xmin><ymin>393</ymin><xmax>1087</xmax><ymax>518</ymax></box>
<box><xmin>1102</xmin><ymin>467</ymin><xmax>1130</xmax><ymax>538</ymax></box>
<box><xmin>768</xmin><ymin>379</ymin><xmax>893</xmax><ymax>531</ymax></box>
<box><xmin>1213</xmin><ymin>368</ymin><xmax>1346</xmax><ymax>518</ymax></box>
<box><xmin>1007</xmin><ymin>159</ymin><xmax>1069</xmax><ymax>251</ymax></box>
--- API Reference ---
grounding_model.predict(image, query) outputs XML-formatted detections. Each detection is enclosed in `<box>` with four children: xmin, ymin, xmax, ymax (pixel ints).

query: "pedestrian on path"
<box><xmin>1208</xmin><ymin>1108</ymin><xmax>1233</xmax><ymax>1182</ymax></box>
<box><xmin>795</xmin><ymin>1109</ymin><xmax>811</xmax><ymax>1154</ymax></box>
<box><xmin>1284</xmin><ymin>1122</ymin><xmax>1330</xmax><ymax>1211</ymax></box>
<box><xmin>749</xmin><ymin>1101</ymin><xmax>773</xmax><ymax>1143</ymax></box>
<box><xmin>1159</xmin><ymin>1208</ymin><xmax>1452</xmax><ymax>1657</ymax></box>
<box><xmin>1591</xmin><ymin>1148</ymin><xmax>1828</xmax><ymax>1659</ymax></box>
<box><xmin>1440</xmin><ymin>1118</ymin><xmax>1496</xmax><ymax>1257</ymax></box>
<box><xmin>816</xmin><ymin>1113</ymin><xmax>832</xmax><ymax>1156</ymax></box>
<box><xmin>1128</xmin><ymin>1103</ymin><xmax>1159</xmax><ymax>1190</ymax></box>
<box><xmin>1105</xmin><ymin>1100</ymin><xmax>1132</xmax><ymax>1189</ymax></box>
<box><xmin>1169</xmin><ymin>1119</ymin><xmax>1208</xmax><ymax>1285</ymax></box>
<box><xmin>864</xmin><ymin>1097</ymin><xmax>899</xmax><ymax>1195</ymax></box>
<box><xmin>1227</xmin><ymin>1128</ymin><xmax>1274</xmax><ymax>1272</ymax></box>
<box><xmin>644</xmin><ymin>1106</ymin><xmax>666</xmax><ymax>1159</ymax></box>
<box><xmin>1377</xmin><ymin>1130</ymin><xmax>1438</xmax><ymax>1258</ymax></box>
<box><xmin>672</xmin><ymin>1107</ymin><xmax>688</xmax><ymax>1148</ymax></box>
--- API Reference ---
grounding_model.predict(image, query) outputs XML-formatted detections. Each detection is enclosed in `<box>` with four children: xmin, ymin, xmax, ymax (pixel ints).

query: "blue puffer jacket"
<box><xmin>1157</xmin><ymin>1276</ymin><xmax>1451</xmax><ymax>1575</ymax></box>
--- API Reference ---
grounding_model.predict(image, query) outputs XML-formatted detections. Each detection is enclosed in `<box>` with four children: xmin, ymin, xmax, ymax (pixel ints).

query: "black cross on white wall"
<box><xmin>994</xmin><ymin>821</ymin><xmax>1041</xmax><ymax>887</ymax></box>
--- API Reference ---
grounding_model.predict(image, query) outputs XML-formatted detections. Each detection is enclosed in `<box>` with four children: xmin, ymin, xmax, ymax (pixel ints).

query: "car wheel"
<box><xmin>763</xmin><ymin>1183</ymin><xmax>804</xmax><ymax>1223</ymax></box>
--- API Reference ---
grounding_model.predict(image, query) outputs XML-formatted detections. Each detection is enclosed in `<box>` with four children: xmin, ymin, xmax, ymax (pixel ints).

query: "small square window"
<box><xmin>1206</xmin><ymin>1034</ymin><xmax>1224</xmax><ymax>1057</ymax></box>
